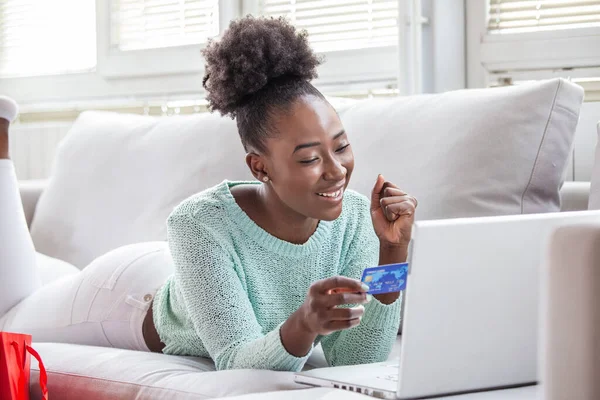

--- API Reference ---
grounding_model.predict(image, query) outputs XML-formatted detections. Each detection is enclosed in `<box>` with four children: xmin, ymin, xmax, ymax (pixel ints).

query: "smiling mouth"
<box><xmin>316</xmin><ymin>189</ymin><xmax>343</xmax><ymax>199</ymax></box>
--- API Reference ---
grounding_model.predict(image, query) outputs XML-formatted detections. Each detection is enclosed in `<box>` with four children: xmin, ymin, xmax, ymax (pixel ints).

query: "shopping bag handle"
<box><xmin>26</xmin><ymin>345</ymin><xmax>48</xmax><ymax>400</ymax></box>
<box><xmin>11</xmin><ymin>341</ymin><xmax>48</xmax><ymax>400</ymax></box>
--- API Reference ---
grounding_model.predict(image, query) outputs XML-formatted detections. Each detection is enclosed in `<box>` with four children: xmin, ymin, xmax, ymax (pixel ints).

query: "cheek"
<box><xmin>273</xmin><ymin>163</ymin><xmax>321</xmax><ymax>194</ymax></box>
<box><xmin>343</xmin><ymin>150</ymin><xmax>355</xmax><ymax>174</ymax></box>
<box><xmin>278</xmin><ymin>160</ymin><xmax>321</xmax><ymax>182</ymax></box>
<box><xmin>289</xmin><ymin>168</ymin><xmax>323</xmax><ymax>195</ymax></box>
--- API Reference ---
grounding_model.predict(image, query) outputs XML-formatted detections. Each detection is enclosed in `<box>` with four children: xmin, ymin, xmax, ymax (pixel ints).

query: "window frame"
<box><xmin>481</xmin><ymin>26</ymin><xmax>600</xmax><ymax>74</ymax></box>
<box><xmin>0</xmin><ymin>0</ymin><xmax>403</xmax><ymax>104</ymax></box>
<box><xmin>467</xmin><ymin>0</ymin><xmax>600</xmax><ymax>87</ymax></box>
<box><xmin>97</xmin><ymin>0</ymin><xmax>237</xmax><ymax>78</ymax></box>
<box><xmin>99</xmin><ymin>0</ymin><xmax>401</xmax><ymax>83</ymax></box>
<box><xmin>0</xmin><ymin>0</ymin><xmax>236</xmax><ymax>104</ymax></box>
<box><xmin>242</xmin><ymin>0</ymin><xmax>401</xmax><ymax>91</ymax></box>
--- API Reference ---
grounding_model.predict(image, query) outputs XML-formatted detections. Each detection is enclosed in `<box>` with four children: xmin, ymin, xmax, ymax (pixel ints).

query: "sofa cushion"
<box><xmin>589</xmin><ymin>122</ymin><xmax>600</xmax><ymax>210</ymax></box>
<box><xmin>28</xmin><ymin>339</ymin><xmax>403</xmax><ymax>400</ymax></box>
<box><xmin>560</xmin><ymin>182</ymin><xmax>591</xmax><ymax>212</ymax></box>
<box><xmin>30</xmin><ymin>111</ymin><xmax>253</xmax><ymax>268</ymax></box>
<box><xmin>28</xmin><ymin>343</ymin><xmax>303</xmax><ymax>400</ymax></box>
<box><xmin>344</xmin><ymin>78</ymin><xmax>584</xmax><ymax>220</ymax></box>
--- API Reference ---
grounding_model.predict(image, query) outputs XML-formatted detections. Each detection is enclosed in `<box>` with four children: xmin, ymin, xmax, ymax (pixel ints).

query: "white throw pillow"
<box><xmin>344</xmin><ymin>78</ymin><xmax>584</xmax><ymax>220</ymax></box>
<box><xmin>589</xmin><ymin>121</ymin><xmax>600</xmax><ymax>210</ymax></box>
<box><xmin>30</xmin><ymin>111</ymin><xmax>252</xmax><ymax>268</ymax></box>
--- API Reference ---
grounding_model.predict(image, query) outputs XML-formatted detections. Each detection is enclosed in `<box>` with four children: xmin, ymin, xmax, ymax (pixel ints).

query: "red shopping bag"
<box><xmin>0</xmin><ymin>332</ymin><xmax>48</xmax><ymax>400</ymax></box>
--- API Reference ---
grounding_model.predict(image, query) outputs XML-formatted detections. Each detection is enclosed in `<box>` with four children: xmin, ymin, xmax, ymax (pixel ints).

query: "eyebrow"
<box><xmin>293</xmin><ymin>130</ymin><xmax>346</xmax><ymax>154</ymax></box>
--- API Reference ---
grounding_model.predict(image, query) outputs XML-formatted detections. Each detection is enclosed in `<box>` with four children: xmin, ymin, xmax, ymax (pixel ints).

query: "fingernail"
<box><xmin>361</xmin><ymin>283</ymin><xmax>370</xmax><ymax>292</ymax></box>
<box><xmin>366</xmin><ymin>294</ymin><xmax>373</xmax><ymax>303</ymax></box>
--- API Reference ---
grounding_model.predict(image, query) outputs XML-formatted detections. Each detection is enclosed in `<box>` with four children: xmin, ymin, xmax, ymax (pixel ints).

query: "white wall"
<box><xmin>465</xmin><ymin>0</ymin><xmax>487</xmax><ymax>89</ymax></box>
<box><xmin>397</xmin><ymin>0</ymin><xmax>466</xmax><ymax>95</ymax></box>
<box><xmin>422</xmin><ymin>0</ymin><xmax>466</xmax><ymax>93</ymax></box>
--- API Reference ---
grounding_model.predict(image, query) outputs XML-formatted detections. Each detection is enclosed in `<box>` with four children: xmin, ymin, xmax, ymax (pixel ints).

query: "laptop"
<box><xmin>294</xmin><ymin>210</ymin><xmax>600</xmax><ymax>399</ymax></box>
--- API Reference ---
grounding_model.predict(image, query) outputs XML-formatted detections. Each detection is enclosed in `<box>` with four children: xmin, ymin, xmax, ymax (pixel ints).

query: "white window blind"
<box><xmin>488</xmin><ymin>0</ymin><xmax>600</xmax><ymax>33</ymax></box>
<box><xmin>111</xmin><ymin>0</ymin><xmax>219</xmax><ymax>51</ymax></box>
<box><xmin>0</xmin><ymin>0</ymin><xmax>96</xmax><ymax>78</ymax></box>
<box><xmin>259</xmin><ymin>0</ymin><xmax>399</xmax><ymax>52</ymax></box>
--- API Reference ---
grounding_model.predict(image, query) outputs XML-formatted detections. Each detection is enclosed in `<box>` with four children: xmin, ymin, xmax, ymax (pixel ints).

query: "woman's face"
<box><xmin>258</xmin><ymin>95</ymin><xmax>355</xmax><ymax>221</ymax></box>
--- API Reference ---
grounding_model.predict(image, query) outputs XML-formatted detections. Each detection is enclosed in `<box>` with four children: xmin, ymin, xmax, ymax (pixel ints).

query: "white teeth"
<box><xmin>317</xmin><ymin>190</ymin><xmax>342</xmax><ymax>198</ymax></box>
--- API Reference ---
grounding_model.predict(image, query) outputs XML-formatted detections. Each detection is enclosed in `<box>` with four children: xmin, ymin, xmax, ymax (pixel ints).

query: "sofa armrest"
<box><xmin>560</xmin><ymin>181</ymin><xmax>590</xmax><ymax>212</ymax></box>
<box><xmin>19</xmin><ymin>179</ymin><xmax>48</xmax><ymax>229</ymax></box>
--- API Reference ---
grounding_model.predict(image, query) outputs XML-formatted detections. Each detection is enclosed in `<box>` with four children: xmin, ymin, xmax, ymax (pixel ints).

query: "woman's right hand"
<box><xmin>299</xmin><ymin>276</ymin><xmax>371</xmax><ymax>336</ymax></box>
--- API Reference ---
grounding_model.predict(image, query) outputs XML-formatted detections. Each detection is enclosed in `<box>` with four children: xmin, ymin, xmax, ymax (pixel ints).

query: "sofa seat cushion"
<box><xmin>560</xmin><ymin>182</ymin><xmax>591</xmax><ymax>212</ymax></box>
<box><xmin>29</xmin><ymin>339</ymin><xmax>403</xmax><ymax>399</ymax></box>
<box><xmin>29</xmin><ymin>343</ymin><xmax>303</xmax><ymax>400</ymax></box>
<box><xmin>344</xmin><ymin>78</ymin><xmax>584</xmax><ymax>220</ymax></box>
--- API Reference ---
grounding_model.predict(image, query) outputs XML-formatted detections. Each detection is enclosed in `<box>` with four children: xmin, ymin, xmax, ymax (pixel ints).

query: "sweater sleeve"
<box><xmin>166</xmin><ymin>210</ymin><xmax>312</xmax><ymax>371</ymax></box>
<box><xmin>319</xmin><ymin>198</ymin><xmax>402</xmax><ymax>366</ymax></box>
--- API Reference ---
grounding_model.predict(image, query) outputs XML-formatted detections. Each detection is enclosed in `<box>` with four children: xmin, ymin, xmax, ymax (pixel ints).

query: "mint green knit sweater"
<box><xmin>153</xmin><ymin>181</ymin><xmax>401</xmax><ymax>371</ymax></box>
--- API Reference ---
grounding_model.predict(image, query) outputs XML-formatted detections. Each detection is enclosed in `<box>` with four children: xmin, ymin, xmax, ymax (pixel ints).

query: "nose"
<box><xmin>323</xmin><ymin>155</ymin><xmax>346</xmax><ymax>182</ymax></box>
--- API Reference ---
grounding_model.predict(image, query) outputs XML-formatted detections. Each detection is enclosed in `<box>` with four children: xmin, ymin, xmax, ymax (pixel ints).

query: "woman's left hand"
<box><xmin>370</xmin><ymin>174</ymin><xmax>417</xmax><ymax>247</ymax></box>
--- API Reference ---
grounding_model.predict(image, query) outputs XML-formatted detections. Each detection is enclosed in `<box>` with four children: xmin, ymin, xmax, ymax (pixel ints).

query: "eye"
<box><xmin>336</xmin><ymin>144</ymin><xmax>350</xmax><ymax>153</ymax></box>
<box><xmin>300</xmin><ymin>158</ymin><xmax>319</xmax><ymax>164</ymax></box>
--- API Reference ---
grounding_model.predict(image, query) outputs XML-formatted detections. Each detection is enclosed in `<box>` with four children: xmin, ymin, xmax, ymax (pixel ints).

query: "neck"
<box><xmin>257</xmin><ymin>184</ymin><xmax>319</xmax><ymax>245</ymax></box>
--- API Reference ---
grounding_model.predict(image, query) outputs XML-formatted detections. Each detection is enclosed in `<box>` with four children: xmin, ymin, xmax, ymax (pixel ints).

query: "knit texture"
<box><xmin>153</xmin><ymin>181</ymin><xmax>401</xmax><ymax>371</ymax></box>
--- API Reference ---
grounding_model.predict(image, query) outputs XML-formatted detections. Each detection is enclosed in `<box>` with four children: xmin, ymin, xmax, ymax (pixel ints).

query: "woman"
<box><xmin>0</xmin><ymin>16</ymin><xmax>417</xmax><ymax>371</ymax></box>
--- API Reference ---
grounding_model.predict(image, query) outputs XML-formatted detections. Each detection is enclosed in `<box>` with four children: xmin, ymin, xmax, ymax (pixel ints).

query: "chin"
<box><xmin>318</xmin><ymin>204</ymin><xmax>344</xmax><ymax>221</ymax></box>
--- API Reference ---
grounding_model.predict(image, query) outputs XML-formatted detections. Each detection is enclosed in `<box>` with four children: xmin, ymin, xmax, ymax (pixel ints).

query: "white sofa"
<box><xmin>15</xmin><ymin>78</ymin><xmax>599</xmax><ymax>399</ymax></box>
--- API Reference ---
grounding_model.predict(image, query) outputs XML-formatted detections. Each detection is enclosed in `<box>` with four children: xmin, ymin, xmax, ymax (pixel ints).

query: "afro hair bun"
<box><xmin>201</xmin><ymin>15</ymin><xmax>322</xmax><ymax>117</ymax></box>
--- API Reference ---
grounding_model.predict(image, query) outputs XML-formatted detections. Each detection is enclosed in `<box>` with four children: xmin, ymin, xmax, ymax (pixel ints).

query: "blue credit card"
<box><xmin>360</xmin><ymin>263</ymin><xmax>408</xmax><ymax>295</ymax></box>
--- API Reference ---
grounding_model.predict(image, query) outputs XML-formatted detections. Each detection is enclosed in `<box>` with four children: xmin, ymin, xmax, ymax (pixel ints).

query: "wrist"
<box><xmin>280</xmin><ymin>306</ymin><xmax>318</xmax><ymax>358</ymax></box>
<box><xmin>380</xmin><ymin>240</ymin><xmax>409</xmax><ymax>251</ymax></box>
<box><xmin>295</xmin><ymin>304</ymin><xmax>317</xmax><ymax>337</ymax></box>
<box><xmin>379</xmin><ymin>240</ymin><xmax>409</xmax><ymax>264</ymax></box>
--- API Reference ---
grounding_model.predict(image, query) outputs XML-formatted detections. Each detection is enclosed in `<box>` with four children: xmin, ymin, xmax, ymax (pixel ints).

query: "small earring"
<box><xmin>262</xmin><ymin>176</ymin><xmax>269</xmax><ymax>182</ymax></box>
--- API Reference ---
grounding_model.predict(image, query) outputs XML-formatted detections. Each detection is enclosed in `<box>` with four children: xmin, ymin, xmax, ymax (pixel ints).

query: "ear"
<box><xmin>245</xmin><ymin>152</ymin><xmax>270</xmax><ymax>182</ymax></box>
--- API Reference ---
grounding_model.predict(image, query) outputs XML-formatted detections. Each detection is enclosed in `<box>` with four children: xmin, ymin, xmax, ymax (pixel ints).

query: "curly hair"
<box><xmin>201</xmin><ymin>15</ymin><xmax>326</xmax><ymax>153</ymax></box>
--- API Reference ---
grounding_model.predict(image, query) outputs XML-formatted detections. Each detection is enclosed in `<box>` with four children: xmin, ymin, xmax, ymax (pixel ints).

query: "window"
<box><xmin>488</xmin><ymin>0</ymin><xmax>600</xmax><ymax>34</ymax></box>
<box><xmin>110</xmin><ymin>0</ymin><xmax>219</xmax><ymax>51</ymax></box>
<box><xmin>258</xmin><ymin>0</ymin><xmax>399</xmax><ymax>52</ymax></box>
<box><xmin>0</xmin><ymin>0</ymin><xmax>96</xmax><ymax>78</ymax></box>
<box><xmin>472</xmin><ymin>0</ymin><xmax>600</xmax><ymax>92</ymax></box>
<box><xmin>1</xmin><ymin>0</ymin><xmax>407</xmax><ymax>104</ymax></box>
